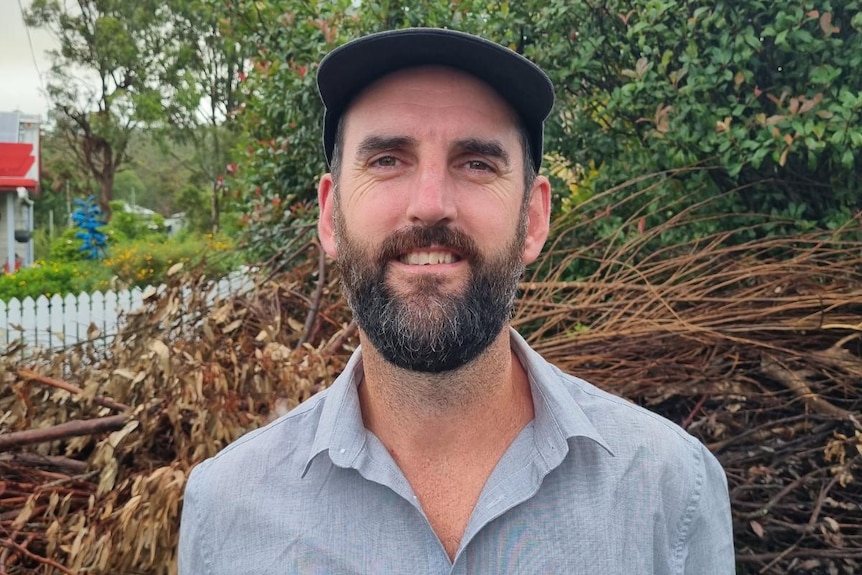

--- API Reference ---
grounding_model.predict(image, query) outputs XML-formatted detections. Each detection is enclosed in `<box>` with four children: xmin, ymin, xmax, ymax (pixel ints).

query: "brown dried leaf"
<box><xmin>750</xmin><ymin>519</ymin><xmax>765</xmax><ymax>538</ymax></box>
<box><xmin>11</xmin><ymin>494</ymin><xmax>37</xmax><ymax>530</ymax></box>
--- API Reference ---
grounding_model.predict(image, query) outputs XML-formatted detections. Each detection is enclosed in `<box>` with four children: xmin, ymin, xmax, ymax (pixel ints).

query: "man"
<box><xmin>179</xmin><ymin>28</ymin><xmax>734</xmax><ymax>574</ymax></box>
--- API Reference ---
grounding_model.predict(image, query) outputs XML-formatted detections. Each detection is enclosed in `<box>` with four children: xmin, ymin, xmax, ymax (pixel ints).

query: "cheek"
<box><xmin>340</xmin><ymin>182</ymin><xmax>410</xmax><ymax>232</ymax></box>
<box><xmin>460</xmin><ymin>195</ymin><xmax>523</xmax><ymax>237</ymax></box>
<box><xmin>338</xmin><ymin>205</ymin><xmax>402</xmax><ymax>247</ymax></box>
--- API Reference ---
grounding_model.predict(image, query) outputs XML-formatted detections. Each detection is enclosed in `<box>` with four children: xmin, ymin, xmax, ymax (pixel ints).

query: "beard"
<box><xmin>335</xmin><ymin>208</ymin><xmax>527</xmax><ymax>374</ymax></box>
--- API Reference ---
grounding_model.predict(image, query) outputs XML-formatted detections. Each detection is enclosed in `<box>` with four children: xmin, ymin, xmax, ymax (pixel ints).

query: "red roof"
<box><xmin>0</xmin><ymin>177</ymin><xmax>38</xmax><ymax>189</ymax></box>
<box><xmin>0</xmin><ymin>142</ymin><xmax>38</xmax><ymax>190</ymax></box>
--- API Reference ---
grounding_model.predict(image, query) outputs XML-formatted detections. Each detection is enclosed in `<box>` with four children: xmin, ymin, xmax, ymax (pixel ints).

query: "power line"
<box><xmin>15</xmin><ymin>0</ymin><xmax>48</xmax><ymax>104</ymax></box>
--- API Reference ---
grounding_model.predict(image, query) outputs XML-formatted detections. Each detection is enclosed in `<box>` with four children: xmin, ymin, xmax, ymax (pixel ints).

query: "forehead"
<box><xmin>340</xmin><ymin>66</ymin><xmax>521</xmax><ymax>151</ymax></box>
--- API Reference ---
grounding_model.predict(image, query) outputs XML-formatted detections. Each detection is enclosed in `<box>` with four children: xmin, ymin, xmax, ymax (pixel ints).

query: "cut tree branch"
<box><xmin>17</xmin><ymin>368</ymin><xmax>130</xmax><ymax>413</ymax></box>
<box><xmin>760</xmin><ymin>357</ymin><xmax>851</xmax><ymax>418</ymax></box>
<box><xmin>0</xmin><ymin>415</ymin><xmax>129</xmax><ymax>452</ymax></box>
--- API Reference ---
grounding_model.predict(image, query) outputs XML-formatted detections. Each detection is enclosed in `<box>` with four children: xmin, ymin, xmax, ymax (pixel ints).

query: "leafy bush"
<box><xmin>1</xmin><ymin>233</ymin><xmax>241</xmax><ymax>301</ymax></box>
<box><xmin>49</xmin><ymin>227</ymin><xmax>128</xmax><ymax>262</ymax></box>
<box><xmin>526</xmin><ymin>0</ymin><xmax>862</xmax><ymax>228</ymax></box>
<box><xmin>0</xmin><ymin>260</ymin><xmax>111</xmax><ymax>301</ymax></box>
<box><xmin>104</xmin><ymin>234</ymin><xmax>239</xmax><ymax>288</ymax></box>
<box><xmin>230</xmin><ymin>0</ymin><xmax>860</xmax><ymax>264</ymax></box>
<box><xmin>107</xmin><ymin>200</ymin><xmax>166</xmax><ymax>240</ymax></box>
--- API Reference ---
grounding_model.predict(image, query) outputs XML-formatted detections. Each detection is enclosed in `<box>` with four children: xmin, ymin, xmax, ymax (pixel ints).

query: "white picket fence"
<box><xmin>0</xmin><ymin>270</ymin><xmax>254</xmax><ymax>353</ymax></box>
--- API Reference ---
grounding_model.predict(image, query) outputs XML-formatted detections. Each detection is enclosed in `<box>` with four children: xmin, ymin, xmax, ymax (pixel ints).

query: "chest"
<box><xmin>206</xmin><ymin>465</ymin><xmax>671</xmax><ymax>575</ymax></box>
<box><xmin>407</xmin><ymin>467</ymin><xmax>491</xmax><ymax>559</ymax></box>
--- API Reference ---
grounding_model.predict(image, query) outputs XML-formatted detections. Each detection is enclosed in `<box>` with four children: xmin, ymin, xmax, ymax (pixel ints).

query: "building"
<box><xmin>0</xmin><ymin>111</ymin><xmax>40</xmax><ymax>272</ymax></box>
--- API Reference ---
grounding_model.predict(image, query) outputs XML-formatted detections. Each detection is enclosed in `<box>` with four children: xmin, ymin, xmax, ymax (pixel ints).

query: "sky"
<box><xmin>0</xmin><ymin>0</ymin><xmax>55</xmax><ymax>120</ymax></box>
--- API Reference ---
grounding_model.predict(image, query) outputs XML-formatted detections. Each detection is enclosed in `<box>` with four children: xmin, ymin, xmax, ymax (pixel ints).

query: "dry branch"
<box><xmin>0</xmin><ymin>415</ymin><xmax>129</xmax><ymax>451</ymax></box>
<box><xmin>16</xmin><ymin>368</ymin><xmax>130</xmax><ymax>413</ymax></box>
<box><xmin>759</xmin><ymin>359</ymin><xmax>852</xmax><ymax>418</ymax></box>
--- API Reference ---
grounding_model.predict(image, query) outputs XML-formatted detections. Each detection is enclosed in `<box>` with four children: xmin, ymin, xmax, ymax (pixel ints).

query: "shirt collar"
<box><xmin>508</xmin><ymin>329</ymin><xmax>614</xmax><ymax>458</ymax></box>
<box><xmin>303</xmin><ymin>328</ymin><xmax>613</xmax><ymax>476</ymax></box>
<box><xmin>302</xmin><ymin>347</ymin><xmax>367</xmax><ymax>476</ymax></box>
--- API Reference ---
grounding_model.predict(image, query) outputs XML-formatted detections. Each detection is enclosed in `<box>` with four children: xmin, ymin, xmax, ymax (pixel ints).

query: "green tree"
<box><xmin>230</xmin><ymin>0</ymin><xmax>862</xmax><ymax>261</ymax></box>
<box><xmin>523</xmin><ymin>0</ymin><xmax>862</xmax><ymax>228</ymax></box>
<box><xmin>25</xmin><ymin>0</ymin><xmax>182</xmax><ymax>220</ymax></box>
<box><xmin>157</xmin><ymin>0</ymin><xmax>246</xmax><ymax>233</ymax></box>
<box><xmin>34</xmin><ymin>127</ymin><xmax>88</xmax><ymax>234</ymax></box>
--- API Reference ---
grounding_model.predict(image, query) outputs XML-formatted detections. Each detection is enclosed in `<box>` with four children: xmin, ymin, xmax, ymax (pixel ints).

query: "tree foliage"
<box><xmin>157</xmin><ymin>0</ymin><xmax>246</xmax><ymax>232</ymax></box>
<box><xmin>526</xmin><ymin>0</ymin><xmax>862</xmax><ymax>228</ymax></box>
<box><xmin>24</xmin><ymin>0</ymin><xmax>181</xmax><ymax>219</ymax></box>
<box><xmin>230</xmin><ymin>0</ymin><xmax>861</xmax><ymax>260</ymax></box>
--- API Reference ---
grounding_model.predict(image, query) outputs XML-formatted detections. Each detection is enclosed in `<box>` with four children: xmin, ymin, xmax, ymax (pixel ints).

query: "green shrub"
<box><xmin>32</xmin><ymin>227</ymin><xmax>53</xmax><ymax>261</ymax></box>
<box><xmin>104</xmin><ymin>233</ymin><xmax>239</xmax><ymax>288</ymax></box>
<box><xmin>0</xmin><ymin>232</ymin><xmax>242</xmax><ymax>302</ymax></box>
<box><xmin>49</xmin><ymin>227</ymin><xmax>129</xmax><ymax>263</ymax></box>
<box><xmin>107</xmin><ymin>200</ymin><xmax>166</xmax><ymax>241</ymax></box>
<box><xmin>0</xmin><ymin>260</ymin><xmax>111</xmax><ymax>302</ymax></box>
<box><xmin>526</xmin><ymin>0</ymin><xmax>861</xmax><ymax>229</ymax></box>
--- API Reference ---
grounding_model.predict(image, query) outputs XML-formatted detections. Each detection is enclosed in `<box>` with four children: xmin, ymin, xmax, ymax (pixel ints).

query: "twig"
<box><xmin>759</xmin><ymin>533</ymin><xmax>806</xmax><ymax>574</ymax></box>
<box><xmin>735</xmin><ymin>466</ymin><xmax>829</xmax><ymax>520</ymax></box>
<box><xmin>709</xmin><ymin>414</ymin><xmax>822</xmax><ymax>454</ymax></box>
<box><xmin>17</xmin><ymin>368</ymin><xmax>130</xmax><ymax>413</ymax></box>
<box><xmin>805</xmin><ymin>462</ymin><xmax>852</xmax><ymax>533</ymax></box>
<box><xmin>297</xmin><ymin>241</ymin><xmax>327</xmax><ymax>350</ymax></box>
<box><xmin>325</xmin><ymin>321</ymin><xmax>357</xmax><ymax>354</ymax></box>
<box><xmin>0</xmin><ymin>414</ymin><xmax>129</xmax><ymax>452</ymax></box>
<box><xmin>0</xmin><ymin>538</ymin><xmax>76</xmax><ymax>575</ymax></box>
<box><xmin>681</xmin><ymin>393</ymin><xmax>708</xmax><ymax>430</ymax></box>
<box><xmin>759</xmin><ymin>357</ymin><xmax>850</xmax><ymax>418</ymax></box>
<box><xmin>0</xmin><ymin>453</ymin><xmax>88</xmax><ymax>474</ymax></box>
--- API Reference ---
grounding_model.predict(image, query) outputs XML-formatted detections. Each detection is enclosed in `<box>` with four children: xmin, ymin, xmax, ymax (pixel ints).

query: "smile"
<box><xmin>399</xmin><ymin>250</ymin><xmax>460</xmax><ymax>265</ymax></box>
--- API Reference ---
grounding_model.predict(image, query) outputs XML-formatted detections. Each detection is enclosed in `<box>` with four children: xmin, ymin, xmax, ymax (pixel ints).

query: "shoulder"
<box><xmin>187</xmin><ymin>388</ymin><xmax>330</xmax><ymax>492</ymax></box>
<box><xmin>557</xmin><ymin>362</ymin><xmax>709</xmax><ymax>461</ymax></box>
<box><xmin>549</xmin><ymin>366</ymin><xmax>733</xmax><ymax>570</ymax></box>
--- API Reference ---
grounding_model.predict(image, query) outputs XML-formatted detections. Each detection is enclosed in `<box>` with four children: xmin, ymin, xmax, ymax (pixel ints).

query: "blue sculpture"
<box><xmin>72</xmin><ymin>196</ymin><xmax>108</xmax><ymax>260</ymax></box>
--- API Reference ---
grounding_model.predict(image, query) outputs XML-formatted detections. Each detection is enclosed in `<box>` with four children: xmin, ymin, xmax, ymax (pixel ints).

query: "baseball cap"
<box><xmin>316</xmin><ymin>28</ymin><xmax>555</xmax><ymax>169</ymax></box>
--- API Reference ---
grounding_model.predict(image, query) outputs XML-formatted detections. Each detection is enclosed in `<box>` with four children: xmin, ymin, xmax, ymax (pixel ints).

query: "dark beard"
<box><xmin>336</xmin><ymin>221</ymin><xmax>525</xmax><ymax>373</ymax></box>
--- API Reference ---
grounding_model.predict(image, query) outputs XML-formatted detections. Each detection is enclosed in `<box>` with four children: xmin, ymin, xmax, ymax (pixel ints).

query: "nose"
<box><xmin>405</xmin><ymin>160</ymin><xmax>457</xmax><ymax>227</ymax></box>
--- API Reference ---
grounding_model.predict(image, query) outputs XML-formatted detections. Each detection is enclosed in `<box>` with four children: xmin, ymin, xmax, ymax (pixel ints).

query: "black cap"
<box><xmin>317</xmin><ymin>28</ymin><xmax>554</xmax><ymax>169</ymax></box>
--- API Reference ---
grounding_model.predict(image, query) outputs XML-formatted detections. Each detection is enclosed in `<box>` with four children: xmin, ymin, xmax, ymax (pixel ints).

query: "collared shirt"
<box><xmin>178</xmin><ymin>329</ymin><xmax>734</xmax><ymax>574</ymax></box>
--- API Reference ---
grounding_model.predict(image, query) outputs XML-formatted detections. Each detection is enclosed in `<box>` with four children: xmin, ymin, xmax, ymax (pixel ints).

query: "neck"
<box><xmin>357</xmin><ymin>328</ymin><xmax>534</xmax><ymax>455</ymax></box>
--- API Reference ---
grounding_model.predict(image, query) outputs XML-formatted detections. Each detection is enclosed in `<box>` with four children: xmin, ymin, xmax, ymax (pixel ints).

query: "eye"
<box><xmin>466</xmin><ymin>160</ymin><xmax>494</xmax><ymax>172</ymax></box>
<box><xmin>371</xmin><ymin>155</ymin><xmax>399</xmax><ymax>168</ymax></box>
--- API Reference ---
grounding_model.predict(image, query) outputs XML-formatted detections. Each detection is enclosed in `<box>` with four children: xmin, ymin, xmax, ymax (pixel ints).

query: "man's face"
<box><xmin>317</xmin><ymin>67</ymin><xmax>551</xmax><ymax>372</ymax></box>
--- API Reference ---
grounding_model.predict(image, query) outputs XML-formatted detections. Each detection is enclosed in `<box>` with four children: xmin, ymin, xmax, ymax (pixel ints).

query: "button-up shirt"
<box><xmin>179</xmin><ymin>329</ymin><xmax>734</xmax><ymax>574</ymax></box>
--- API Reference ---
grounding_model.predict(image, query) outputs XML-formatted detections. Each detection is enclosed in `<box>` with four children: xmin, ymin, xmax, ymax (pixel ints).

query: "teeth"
<box><xmin>401</xmin><ymin>251</ymin><xmax>456</xmax><ymax>265</ymax></box>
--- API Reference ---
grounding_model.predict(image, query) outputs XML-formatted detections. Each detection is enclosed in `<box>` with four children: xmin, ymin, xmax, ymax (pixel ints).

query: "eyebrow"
<box><xmin>355</xmin><ymin>135</ymin><xmax>417</xmax><ymax>162</ymax></box>
<box><xmin>455</xmin><ymin>138</ymin><xmax>511</xmax><ymax>168</ymax></box>
<box><xmin>353</xmin><ymin>135</ymin><xmax>512</xmax><ymax>168</ymax></box>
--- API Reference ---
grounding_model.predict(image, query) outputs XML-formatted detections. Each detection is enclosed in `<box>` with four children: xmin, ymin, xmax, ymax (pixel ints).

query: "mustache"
<box><xmin>376</xmin><ymin>225</ymin><xmax>480</xmax><ymax>264</ymax></box>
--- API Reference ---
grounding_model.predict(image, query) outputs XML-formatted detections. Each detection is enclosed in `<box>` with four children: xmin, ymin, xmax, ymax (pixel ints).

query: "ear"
<box><xmin>521</xmin><ymin>175</ymin><xmax>551</xmax><ymax>265</ymax></box>
<box><xmin>317</xmin><ymin>173</ymin><xmax>338</xmax><ymax>258</ymax></box>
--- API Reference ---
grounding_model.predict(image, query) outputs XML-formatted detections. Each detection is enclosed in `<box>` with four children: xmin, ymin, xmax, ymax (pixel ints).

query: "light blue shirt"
<box><xmin>179</xmin><ymin>329</ymin><xmax>734</xmax><ymax>574</ymax></box>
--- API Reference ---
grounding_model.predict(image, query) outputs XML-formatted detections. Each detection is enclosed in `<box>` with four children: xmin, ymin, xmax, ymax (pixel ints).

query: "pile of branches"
<box><xmin>516</xmin><ymin>188</ymin><xmax>862</xmax><ymax>574</ymax></box>
<box><xmin>1</xmin><ymin>185</ymin><xmax>861</xmax><ymax>573</ymax></box>
<box><xmin>1</xmin><ymin>246</ymin><xmax>354</xmax><ymax>574</ymax></box>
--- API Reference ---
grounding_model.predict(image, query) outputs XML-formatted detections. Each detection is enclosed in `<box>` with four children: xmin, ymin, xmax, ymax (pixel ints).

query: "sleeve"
<box><xmin>178</xmin><ymin>462</ymin><xmax>212</xmax><ymax>575</ymax></box>
<box><xmin>680</xmin><ymin>445</ymin><xmax>736</xmax><ymax>574</ymax></box>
